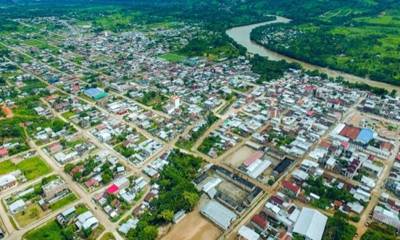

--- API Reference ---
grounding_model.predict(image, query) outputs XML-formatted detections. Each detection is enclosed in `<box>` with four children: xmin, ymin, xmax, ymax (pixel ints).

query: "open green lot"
<box><xmin>160</xmin><ymin>53</ymin><xmax>186</xmax><ymax>63</ymax></box>
<box><xmin>0</xmin><ymin>156</ymin><xmax>51</xmax><ymax>180</ymax></box>
<box><xmin>24</xmin><ymin>220</ymin><xmax>65</xmax><ymax>240</ymax></box>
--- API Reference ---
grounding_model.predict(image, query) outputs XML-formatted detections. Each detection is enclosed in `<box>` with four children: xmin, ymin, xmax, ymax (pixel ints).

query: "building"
<box><xmin>0</xmin><ymin>148</ymin><xmax>8</xmax><ymax>158</ymax></box>
<box><xmin>42</xmin><ymin>179</ymin><xmax>68</xmax><ymax>201</ymax></box>
<box><xmin>75</xmin><ymin>211</ymin><xmax>99</xmax><ymax>230</ymax></box>
<box><xmin>84</xmin><ymin>88</ymin><xmax>108</xmax><ymax>100</ymax></box>
<box><xmin>9</xmin><ymin>199</ymin><xmax>26</xmax><ymax>214</ymax></box>
<box><xmin>0</xmin><ymin>174</ymin><xmax>17</xmax><ymax>191</ymax></box>
<box><xmin>238</xmin><ymin>225</ymin><xmax>260</xmax><ymax>240</ymax></box>
<box><xmin>57</xmin><ymin>207</ymin><xmax>76</xmax><ymax>225</ymax></box>
<box><xmin>372</xmin><ymin>206</ymin><xmax>400</xmax><ymax>230</ymax></box>
<box><xmin>293</xmin><ymin>208</ymin><xmax>327</xmax><ymax>240</ymax></box>
<box><xmin>200</xmin><ymin>200</ymin><xmax>237</xmax><ymax>230</ymax></box>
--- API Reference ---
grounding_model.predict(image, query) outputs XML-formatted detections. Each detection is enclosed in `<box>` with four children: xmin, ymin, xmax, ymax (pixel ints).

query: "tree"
<box><xmin>64</xmin><ymin>163</ymin><xmax>74</xmax><ymax>173</ymax></box>
<box><xmin>323</xmin><ymin>213</ymin><xmax>356</xmax><ymax>240</ymax></box>
<box><xmin>102</xmin><ymin>171</ymin><xmax>113</xmax><ymax>184</ymax></box>
<box><xmin>183</xmin><ymin>191</ymin><xmax>199</xmax><ymax>210</ymax></box>
<box><xmin>159</xmin><ymin>209</ymin><xmax>174</xmax><ymax>222</ymax></box>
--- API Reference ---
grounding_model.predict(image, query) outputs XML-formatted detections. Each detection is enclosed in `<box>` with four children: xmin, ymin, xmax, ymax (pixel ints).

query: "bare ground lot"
<box><xmin>162</xmin><ymin>197</ymin><xmax>221</xmax><ymax>240</ymax></box>
<box><xmin>223</xmin><ymin>145</ymin><xmax>256</xmax><ymax>168</ymax></box>
<box><xmin>217</xmin><ymin>180</ymin><xmax>248</xmax><ymax>202</ymax></box>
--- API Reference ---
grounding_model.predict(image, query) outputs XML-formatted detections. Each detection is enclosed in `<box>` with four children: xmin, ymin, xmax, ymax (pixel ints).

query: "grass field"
<box><xmin>160</xmin><ymin>53</ymin><xmax>186</xmax><ymax>62</ymax></box>
<box><xmin>24</xmin><ymin>220</ymin><xmax>65</xmax><ymax>240</ymax></box>
<box><xmin>49</xmin><ymin>193</ymin><xmax>77</xmax><ymax>211</ymax></box>
<box><xmin>0</xmin><ymin>156</ymin><xmax>51</xmax><ymax>180</ymax></box>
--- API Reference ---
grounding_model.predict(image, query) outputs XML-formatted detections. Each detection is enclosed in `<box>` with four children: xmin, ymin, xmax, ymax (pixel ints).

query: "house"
<box><xmin>57</xmin><ymin>207</ymin><xmax>76</xmax><ymax>225</ymax></box>
<box><xmin>0</xmin><ymin>174</ymin><xmax>17</xmax><ymax>191</ymax></box>
<box><xmin>372</xmin><ymin>206</ymin><xmax>400</xmax><ymax>230</ymax></box>
<box><xmin>119</xmin><ymin>218</ymin><xmax>139</xmax><ymax>235</ymax></box>
<box><xmin>251</xmin><ymin>213</ymin><xmax>268</xmax><ymax>231</ymax></box>
<box><xmin>293</xmin><ymin>208</ymin><xmax>327</xmax><ymax>240</ymax></box>
<box><xmin>0</xmin><ymin>148</ymin><xmax>8</xmax><ymax>158</ymax></box>
<box><xmin>282</xmin><ymin>180</ymin><xmax>301</xmax><ymax>198</ymax></box>
<box><xmin>106</xmin><ymin>184</ymin><xmax>119</xmax><ymax>195</ymax></box>
<box><xmin>238</xmin><ymin>225</ymin><xmax>260</xmax><ymax>240</ymax></box>
<box><xmin>9</xmin><ymin>199</ymin><xmax>26</xmax><ymax>214</ymax></box>
<box><xmin>75</xmin><ymin>211</ymin><xmax>99</xmax><ymax>230</ymax></box>
<box><xmin>48</xmin><ymin>142</ymin><xmax>63</xmax><ymax>154</ymax></box>
<box><xmin>42</xmin><ymin>179</ymin><xmax>68</xmax><ymax>201</ymax></box>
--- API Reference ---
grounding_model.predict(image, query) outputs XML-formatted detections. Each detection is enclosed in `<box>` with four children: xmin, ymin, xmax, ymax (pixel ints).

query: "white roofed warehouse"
<box><xmin>293</xmin><ymin>207</ymin><xmax>327</xmax><ymax>240</ymax></box>
<box><xmin>200</xmin><ymin>200</ymin><xmax>237</xmax><ymax>230</ymax></box>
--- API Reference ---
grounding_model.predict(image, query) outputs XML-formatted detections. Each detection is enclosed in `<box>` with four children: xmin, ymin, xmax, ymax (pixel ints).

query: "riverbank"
<box><xmin>226</xmin><ymin>17</ymin><xmax>400</xmax><ymax>94</ymax></box>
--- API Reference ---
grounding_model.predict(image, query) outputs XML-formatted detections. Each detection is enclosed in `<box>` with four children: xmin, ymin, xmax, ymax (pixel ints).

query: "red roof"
<box><xmin>243</xmin><ymin>151</ymin><xmax>264</xmax><ymax>167</ymax></box>
<box><xmin>270</xmin><ymin>195</ymin><xmax>284</xmax><ymax>206</ymax></box>
<box><xmin>341</xmin><ymin>141</ymin><xmax>350</xmax><ymax>149</ymax></box>
<box><xmin>0</xmin><ymin>147</ymin><xmax>8</xmax><ymax>157</ymax></box>
<box><xmin>106</xmin><ymin>184</ymin><xmax>119</xmax><ymax>194</ymax></box>
<box><xmin>380</xmin><ymin>142</ymin><xmax>393</xmax><ymax>151</ymax></box>
<box><xmin>282</xmin><ymin>180</ymin><xmax>300</xmax><ymax>194</ymax></box>
<box><xmin>304</xmin><ymin>85</ymin><xmax>317</xmax><ymax>91</ymax></box>
<box><xmin>251</xmin><ymin>214</ymin><xmax>268</xmax><ymax>229</ymax></box>
<box><xmin>319</xmin><ymin>140</ymin><xmax>331</xmax><ymax>149</ymax></box>
<box><xmin>329</xmin><ymin>98</ymin><xmax>343</xmax><ymax>105</ymax></box>
<box><xmin>85</xmin><ymin>178</ymin><xmax>98</xmax><ymax>188</ymax></box>
<box><xmin>340</xmin><ymin>126</ymin><xmax>361</xmax><ymax>140</ymax></box>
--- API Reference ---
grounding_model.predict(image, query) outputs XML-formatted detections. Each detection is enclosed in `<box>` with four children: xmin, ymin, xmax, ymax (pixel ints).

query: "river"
<box><xmin>226</xmin><ymin>16</ymin><xmax>400</xmax><ymax>94</ymax></box>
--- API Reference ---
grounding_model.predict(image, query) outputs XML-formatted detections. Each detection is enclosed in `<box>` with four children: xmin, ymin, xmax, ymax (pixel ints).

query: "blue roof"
<box><xmin>84</xmin><ymin>88</ymin><xmax>108</xmax><ymax>100</ymax></box>
<box><xmin>356</xmin><ymin>128</ymin><xmax>374</xmax><ymax>144</ymax></box>
<box><xmin>84</xmin><ymin>88</ymin><xmax>102</xmax><ymax>96</ymax></box>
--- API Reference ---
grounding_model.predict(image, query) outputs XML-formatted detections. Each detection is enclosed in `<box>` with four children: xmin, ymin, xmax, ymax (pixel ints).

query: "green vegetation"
<box><xmin>250</xmin><ymin>54</ymin><xmax>300</xmax><ymax>84</ymax></box>
<box><xmin>23</xmin><ymin>203</ymin><xmax>96</xmax><ymax>240</ymax></box>
<box><xmin>100</xmin><ymin>232</ymin><xmax>116</xmax><ymax>240</ymax></box>
<box><xmin>0</xmin><ymin>118</ymin><xmax>29</xmax><ymax>156</ymax></box>
<box><xmin>198</xmin><ymin>135</ymin><xmax>223</xmax><ymax>156</ymax></box>
<box><xmin>127</xmin><ymin>150</ymin><xmax>202</xmax><ymax>240</ymax></box>
<box><xmin>304</xmin><ymin>177</ymin><xmax>355</xmax><ymax>209</ymax></box>
<box><xmin>137</xmin><ymin>91</ymin><xmax>168</xmax><ymax>110</ymax></box>
<box><xmin>65</xmin><ymin>155</ymin><xmax>120</xmax><ymax>187</ymax></box>
<box><xmin>160</xmin><ymin>53</ymin><xmax>186</xmax><ymax>63</ymax></box>
<box><xmin>361</xmin><ymin>222</ymin><xmax>400</xmax><ymax>240</ymax></box>
<box><xmin>251</xmin><ymin>8</ymin><xmax>400</xmax><ymax>85</ymax></box>
<box><xmin>0</xmin><ymin>156</ymin><xmax>51</xmax><ymax>180</ymax></box>
<box><xmin>179</xmin><ymin>33</ymin><xmax>244</xmax><ymax>60</ymax></box>
<box><xmin>49</xmin><ymin>193</ymin><xmax>77</xmax><ymax>211</ymax></box>
<box><xmin>24</xmin><ymin>220</ymin><xmax>65</xmax><ymax>240</ymax></box>
<box><xmin>323</xmin><ymin>212</ymin><xmax>356</xmax><ymax>240</ymax></box>
<box><xmin>267</xmin><ymin>131</ymin><xmax>296</xmax><ymax>147</ymax></box>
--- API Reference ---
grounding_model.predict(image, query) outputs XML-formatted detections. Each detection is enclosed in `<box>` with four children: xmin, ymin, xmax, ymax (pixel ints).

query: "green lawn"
<box><xmin>0</xmin><ymin>156</ymin><xmax>51</xmax><ymax>180</ymax></box>
<box><xmin>17</xmin><ymin>156</ymin><xmax>52</xmax><ymax>180</ymax></box>
<box><xmin>160</xmin><ymin>53</ymin><xmax>186</xmax><ymax>63</ymax></box>
<box><xmin>0</xmin><ymin>160</ymin><xmax>18</xmax><ymax>175</ymax></box>
<box><xmin>49</xmin><ymin>193</ymin><xmax>77</xmax><ymax>211</ymax></box>
<box><xmin>24</xmin><ymin>220</ymin><xmax>65</xmax><ymax>240</ymax></box>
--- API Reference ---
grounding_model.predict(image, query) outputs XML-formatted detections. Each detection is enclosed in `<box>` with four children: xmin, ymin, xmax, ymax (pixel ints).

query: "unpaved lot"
<box><xmin>163</xmin><ymin>210</ymin><xmax>221</xmax><ymax>240</ymax></box>
<box><xmin>223</xmin><ymin>145</ymin><xmax>256</xmax><ymax>168</ymax></box>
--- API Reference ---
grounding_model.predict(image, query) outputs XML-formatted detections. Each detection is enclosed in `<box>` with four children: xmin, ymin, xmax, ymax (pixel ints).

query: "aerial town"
<box><xmin>0</xmin><ymin>4</ymin><xmax>400</xmax><ymax>240</ymax></box>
